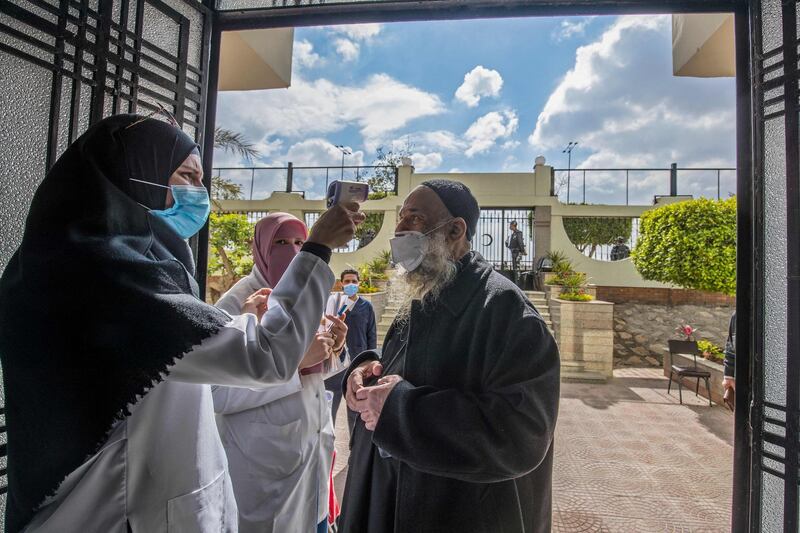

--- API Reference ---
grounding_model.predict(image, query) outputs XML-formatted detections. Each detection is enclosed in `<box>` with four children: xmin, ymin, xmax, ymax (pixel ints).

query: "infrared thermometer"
<box><xmin>326</xmin><ymin>180</ymin><xmax>369</xmax><ymax>209</ymax></box>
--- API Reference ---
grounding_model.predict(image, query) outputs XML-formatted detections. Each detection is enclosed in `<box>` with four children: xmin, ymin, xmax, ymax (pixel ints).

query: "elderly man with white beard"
<box><xmin>337</xmin><ymin>180</ymin><xmax>560</xmax><ymax>533</ymax></box>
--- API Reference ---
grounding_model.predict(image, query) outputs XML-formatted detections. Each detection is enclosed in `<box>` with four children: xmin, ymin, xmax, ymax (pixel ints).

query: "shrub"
<box><xmin>379</xmin><ymin>249</ymin><xmax>393</xmax><ymax>265</ymax></box>
<box><xmin>631</xmin><ymin>197</ymin><xmax>736</xmax><ymax>295</ymax></box>
<box><xmin>358</xmin><ymin>282</ymin><xmax>380</xmax><ymax>294</ymax></box>
<box><xmin>697</xmin><ymin>339</ymin><xmax>724</xmax><ymax>363</ymax></box>
<box><xmin>563</xmin><ymin>217</ymin><xmax>633</xmax><ymax>258</ymax></box>
<box><xmin>368</xmin><ymin>255</ymin><xmax>390</xmax><ymax>274</ymax></box>
<box><xmin>559</xmin><ymin>292</ymin><xmax>594</xmax><ymax>302</ymax></box>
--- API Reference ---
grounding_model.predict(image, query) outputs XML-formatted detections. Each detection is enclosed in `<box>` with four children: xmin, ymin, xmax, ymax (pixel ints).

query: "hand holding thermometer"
<box><xmin>326</xmin><ymin>180</ymin><xmax>369</xmax><ymax>209</ymax></box>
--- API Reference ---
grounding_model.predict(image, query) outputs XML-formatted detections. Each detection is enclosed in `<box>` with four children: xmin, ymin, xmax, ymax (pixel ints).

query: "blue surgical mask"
<box><xmin>149</xmin><ymin>185</ymin><xmax>210</xmax><ymax>239</ymax></box>
<box><xmin>343</xmin><ymin>283</ymin><xmax>359</xmax><ymax>297</ymax></box>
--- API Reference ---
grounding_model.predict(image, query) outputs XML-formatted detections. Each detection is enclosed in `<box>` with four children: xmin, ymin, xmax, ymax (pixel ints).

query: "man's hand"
<box><xmin>299</xmin><ymin>332</ymin><xmax>334</xmax><ymax>370</ymax></box>
<box><xmin>307</xmin><ymin>203</ymin><xmax>366</xmax><ymax>250</ymax></box>
<box><xmin>242</xmin><ymin>288</ymin><xmax>272</xmax><ymax>321</ymax></box>
<box><xmin>723</xmin><ymin>377</ymin><xmax>735</xmax><ymax>411</ymax></box>
<box><xmin>354</xmin><ymin>375</ymin><xmax>404</xmax><ymax>431</ymax></box>
<box><xmin>326</xmin><ymin>314</ymin><xmax>348</xmax><ymax>353</ymax></box>
<box><xmin>345</xmin><ymin>360</ymin><xmax>383</xmax><ymax>411</ymax></box>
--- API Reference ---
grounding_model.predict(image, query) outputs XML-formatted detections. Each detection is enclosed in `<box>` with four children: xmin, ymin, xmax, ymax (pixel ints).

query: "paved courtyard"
<box><xmin>332</xmin><ymin>367</ymin><xmax>734</xmax><ymax>532</ymax></box>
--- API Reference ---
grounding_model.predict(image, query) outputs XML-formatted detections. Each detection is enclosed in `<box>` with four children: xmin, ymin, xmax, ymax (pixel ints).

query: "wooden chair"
<box><xmin>667</xmin><ymin>340</ymin><xmax>712</xmax><ymax>406</ymax></box>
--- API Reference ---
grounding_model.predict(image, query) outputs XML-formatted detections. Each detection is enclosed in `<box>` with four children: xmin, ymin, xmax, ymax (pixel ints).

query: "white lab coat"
<box><xmin>213</xmin><ymin>265</ymin><xmax>335</xmax><ymax>533</ymax></box>
<box><xmin>23</xmin><ymin>252</ymin><xmax>334</xmax><ymax>533</ymax></box>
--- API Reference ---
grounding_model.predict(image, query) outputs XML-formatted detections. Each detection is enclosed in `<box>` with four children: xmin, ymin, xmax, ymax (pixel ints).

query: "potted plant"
<box><xmin>558</xmin><ymin>271</ymin><xmax>595</xmax><ymax>302</ymax></box>
<box><xmin>675</xmin><ymin>324</ymin><xmax>697</xmax><ymax>341</ymax></box>
<box><xmin>543</xmin><ymin>251</ymin><xmax>571</xmax><ymax>286</ymax></box>
<box><xmin>697</xmin><ymin>339</ymin><xmax>724</xmax><ymax>363</ymax></box>
<box><xmin>367</xmin><ymin>256</ymin><xmax>390</xmax><ymax>290</ymax></box>
<box><xmin>379</xmin><ymin>249</ymin><xmax>394</xmax><ymax>275</ymax></box>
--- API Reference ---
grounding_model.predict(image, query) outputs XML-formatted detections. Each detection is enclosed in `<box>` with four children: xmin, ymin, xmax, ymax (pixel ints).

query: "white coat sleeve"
<box><xmin>211</xmin><ymin>375</ymin><xmax>303</xmax><ymax>415</ymax></box>
<box><xmin>167</xmin><ymin>251</ymin><xmax>335</xmax><ymax>387</ymax></box>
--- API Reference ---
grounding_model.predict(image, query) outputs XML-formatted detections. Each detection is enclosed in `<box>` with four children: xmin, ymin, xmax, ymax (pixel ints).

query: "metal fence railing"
<box><xmin>304</xmin><ymin>212</ymin><xmax>360</xmax><ymax>252</ymax></box>
<box><xmin>553</xmin><ymin>166</ymin><xmax>736</xmax><ymax>205</ymax></box>
<box><xmin>212</xmin><ymin>164</ymin><xmax>398</xmax><ymax>201</ymax></box>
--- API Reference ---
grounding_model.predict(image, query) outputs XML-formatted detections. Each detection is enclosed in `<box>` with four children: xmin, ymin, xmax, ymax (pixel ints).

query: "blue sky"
<box><xmin>215</xmin><ymin>15</ymin><xmax>736</xmax><ymax>203</ymax></box>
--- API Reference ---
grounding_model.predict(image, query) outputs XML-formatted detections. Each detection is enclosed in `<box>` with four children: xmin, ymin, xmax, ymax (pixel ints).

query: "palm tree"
<box><xmin>211</xmin><ymin>127</ymin><xmax>260</xmax><ymax>203</ymax></box>
<box><xmin>214</xmin><ymin>127</ymin><xmax>260</xmax><ymax>160</ymax></box>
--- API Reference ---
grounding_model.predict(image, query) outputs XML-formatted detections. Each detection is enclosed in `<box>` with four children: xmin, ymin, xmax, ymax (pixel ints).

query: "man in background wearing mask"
<box><xmin>324</xmin><ymin>269</ymin><xmax>377</xmax><ymax>429</ymax></box>
<box><xmin>338</xmin><ymin>180</ymin><xmax>560</xmax><ymax>533</ymax></box>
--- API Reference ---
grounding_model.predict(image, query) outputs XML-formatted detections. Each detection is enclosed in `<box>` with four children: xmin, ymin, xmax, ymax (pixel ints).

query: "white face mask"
<box><xmin>390</xmin><ymin>218</ymin><xmax>453</xmax><ymax>272</ymax></box>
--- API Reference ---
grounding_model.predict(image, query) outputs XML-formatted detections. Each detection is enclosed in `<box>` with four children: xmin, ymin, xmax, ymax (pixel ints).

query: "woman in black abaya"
<box><xmin>0</xmin><ymin>114</ymin><xmax>357</xmax><ymax>532</ymax></box>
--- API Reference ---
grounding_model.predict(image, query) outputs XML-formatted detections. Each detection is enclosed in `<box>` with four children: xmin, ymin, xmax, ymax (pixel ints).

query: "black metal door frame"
<box><xmin>200</xmin><ymin>0</ymin><xmax>776</xmax><ymax>531</ymax></box>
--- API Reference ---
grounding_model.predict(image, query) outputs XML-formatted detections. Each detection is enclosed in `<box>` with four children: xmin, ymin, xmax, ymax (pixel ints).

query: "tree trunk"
<box><xmin>216</xmin><ymin>246</ymin><xmax>237</xmax><ymax>291</ymax></box>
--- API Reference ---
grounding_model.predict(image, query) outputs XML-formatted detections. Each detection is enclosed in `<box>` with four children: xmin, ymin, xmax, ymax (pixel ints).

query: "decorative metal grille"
<box><xmin>216</xmin><ymin>0</ymin><xmax>419</xmax><ymax>12</ymax></box>
<box><xmin>751</xmin><ymin>0</ymin><xmax>800</xmax><ymax>530</ymax></box>
<box><xmin>0</xmin><ymin>0</ymin><xmax>212</xmax><ymax>520</ymax></box>
<box><xmin>0</xmin><ymin>0</ymin><xmax>212</xmax><ymax>272</ymax></box>
<box><xmin>474</xmin><ymin>208</ymin><xmax>535</xmax><ymax>271</ymax></box>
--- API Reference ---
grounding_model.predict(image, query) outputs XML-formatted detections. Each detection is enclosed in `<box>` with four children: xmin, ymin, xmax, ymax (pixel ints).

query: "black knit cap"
<box><xmin>420</xmin><ymin>179</ymin><xmax>480</xmax><ymax>241</ymax></box>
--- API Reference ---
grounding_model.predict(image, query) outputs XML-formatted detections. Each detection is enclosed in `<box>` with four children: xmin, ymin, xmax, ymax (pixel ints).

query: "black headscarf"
<box><xmin>0</xmin><ymin>115</ymin><xmax>229</xmax><ymax>532</ymax></box>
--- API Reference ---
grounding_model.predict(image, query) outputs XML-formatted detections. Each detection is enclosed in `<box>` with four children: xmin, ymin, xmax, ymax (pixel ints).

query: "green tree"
<box><xmin>366</xmin><ymin>142</ymin><xmax>411</xmax><ymax>194</ymax></box>
<box><xmin>631</xmin><ymin>197</ymin><xmax>736</xmax><ymax>295</ymax></box>
<box><xmin>211</xmin><ymin>175</ymin><xmax>244</xmax><ymax>202</ymax></box>
<box><xmin>563</xmin><ymin>217</ymin><xmax>633</xmax><ymax>257</ymax></box>
<box><xmin>207</xmin><ymin>213</ymin><xmax>254</xmax><ymax>300</ymax></box>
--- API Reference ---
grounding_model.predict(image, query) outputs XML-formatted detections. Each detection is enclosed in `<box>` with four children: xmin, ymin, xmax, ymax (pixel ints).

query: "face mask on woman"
<box><xmin>130</xmin><ymin>179</ymin><xmax>210</xmax><ymax>239</ymax></box>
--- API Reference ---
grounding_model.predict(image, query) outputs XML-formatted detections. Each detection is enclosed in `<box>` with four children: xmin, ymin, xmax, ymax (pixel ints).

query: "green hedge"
<box><xmin>631</xmin><ymin>197</ymin><xmax>736</xmax><ymax>295</ymax></box>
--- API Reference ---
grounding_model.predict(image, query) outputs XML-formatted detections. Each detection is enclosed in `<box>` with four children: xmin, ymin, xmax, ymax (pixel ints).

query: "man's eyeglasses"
<box><xmin>125</xmin><ymin>103</ymin><xmax>179</xmax><ymax>130</ymax></box>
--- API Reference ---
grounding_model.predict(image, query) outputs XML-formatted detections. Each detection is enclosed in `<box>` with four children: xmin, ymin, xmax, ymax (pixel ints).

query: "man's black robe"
<box><xmin>339</xmin><ymin>252</ymin><xmax>560</xmax><ymax>533</ymax></box>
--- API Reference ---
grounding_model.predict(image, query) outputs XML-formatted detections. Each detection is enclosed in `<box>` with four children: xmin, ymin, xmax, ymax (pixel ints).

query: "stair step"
<box><xmin>561</xmin><ymin>370</ymin><xmax>607</xmax><ymax>383</ymax></box>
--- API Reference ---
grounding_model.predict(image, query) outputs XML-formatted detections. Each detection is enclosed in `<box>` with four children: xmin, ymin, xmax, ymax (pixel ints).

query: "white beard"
<box><xmin>395</xmin><ymin>232</ymin><xmax>459</xmax><ymax>325</ymax></box>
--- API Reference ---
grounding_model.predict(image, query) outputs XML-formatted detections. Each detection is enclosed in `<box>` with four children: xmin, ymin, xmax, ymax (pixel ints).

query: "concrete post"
<box><xmin>396</xmin><ymin>163</ymin><xmax>414</xmax><ymax>197</ymax></box>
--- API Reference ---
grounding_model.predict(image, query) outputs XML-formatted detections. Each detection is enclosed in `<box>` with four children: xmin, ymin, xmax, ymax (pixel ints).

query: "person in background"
<box><xmin>324</xmin><ymin>269</ymin><xmax>377</xmax><ymax>430</ymax></box>
<box><xmin>340</xmin><ymin>179</ymin><xmax>560</xmax><ymax>533</ymax></box>
<box><xmin>723</xmin><ymin>312</ymin><xmax>736</xmax><ymax>411</ymax></box>
<box><xmin>0</xmin><ymin>114</ymin><xmax>361</xmax><ymax>533</ymax></box>
<box><xmin>213</xmin><ymin>213</ymin><xmax>348</xmax><ymax>533</ymax></box>
<box><xmin>610</xmin><ymin>237</ymin><xmax>631</xmax><ymax>261</ymax></box>
<box><xmin>505</xmin><ymin>220</ymin><xmax>526</xmax><ymax>285</ymax></box>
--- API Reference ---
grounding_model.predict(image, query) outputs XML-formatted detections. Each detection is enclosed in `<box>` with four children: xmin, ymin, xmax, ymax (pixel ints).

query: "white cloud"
<box><xmin>502</xmin><ymin>140</ymin><xmax>521</xmax><ymax>150</ymax></box>
<box><xmin>329</xmin><ymin>23</ymin><xmax>383</xmax><ymax>41</ymax></box>
<box><xmin>294</xmin><ymin>39</ymin><xmax>321</xmax><ymax>69</ymax></box>
<box><xmin>253</xmin><ymin>138</ymin><xmax>284</xmax><ymax>158</ymax></box>
<box><xmin>409</xmin><ymin>152</ymin><xmax>443</xmax><ymax>171</ymax></box>
<box><xmin>448</xmin><ymin>168</ymin><xmax>463</xmax><ymax>173</ymax></box>
<box><xmin>529</xmin><ymin>15</ymin><xmax>735</xmax><ymax>202</ymax></box>
<box><xmin>280</xmin><ymin>138</ymin><xmax>365</xmax><ymax>167</ymax></box>
<box><xmin>217</xmin><ymin>74</ymin><xmax>445</xmax><ymax>150</ymax></box>
<box><xmin>455</xmin><ymin>66</ymin><xmax>504</xmax><ymax>107</ymax></box>
<box><xmin>464</xmin><ymin>110</ymin><xmax>519</xmax><ymax>157</ymax></box>
<box><xmin>552</xmin><ymin>17</ymin><xmax>597</xmax><ymax>42</ymax></box>
<box><xmin>372</xmin><ymin>130</ymin><xmax>467</xmax><ymax>156</ymax></box>
<box><xmin>334</xmin><ymin>38</ymin><xmax>360</xmax><ymax>62</ymax></box>
<box><xmin>326</xmin><ymin>23</ymin><xmax>383</xmax><ymax>62</ymax></box>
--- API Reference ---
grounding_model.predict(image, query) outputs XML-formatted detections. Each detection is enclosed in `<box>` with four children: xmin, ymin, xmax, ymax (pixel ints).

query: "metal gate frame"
<box><xmin>203</xmin><ymin>2</ymin><xmax>764</xmax><ymax>530</ymax></box>
<box><xmin>206</xmin><ymin>3</ymin><xmax>762</xmax><ymax>531</ymax></box>
<box><xmin>5</xmin><ymin>0</ymin><xmax>791</xmax><ymax>530</ymax></box>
